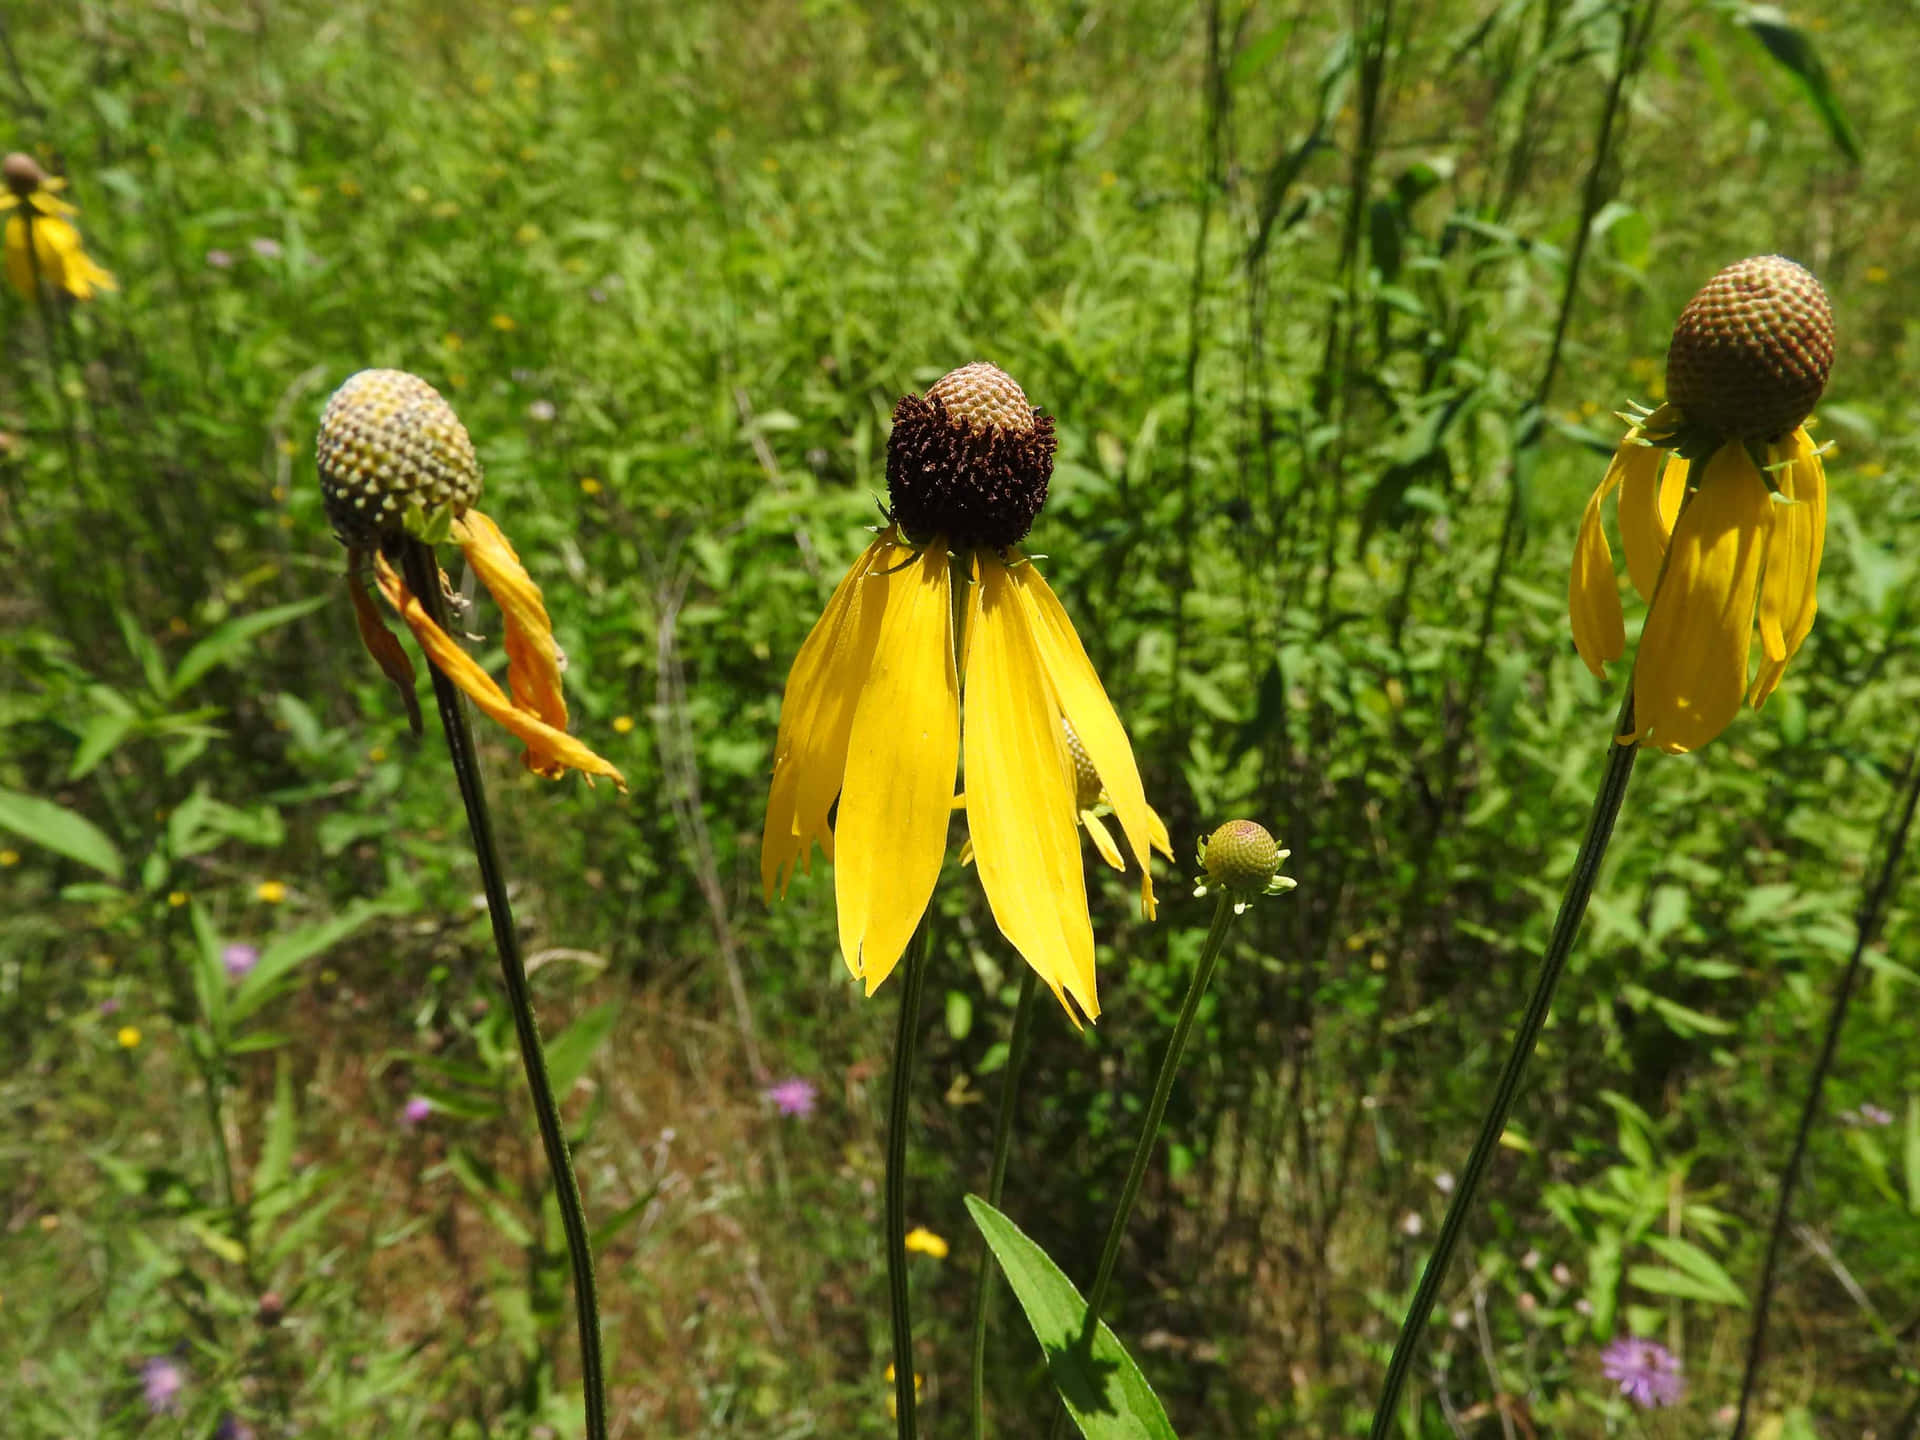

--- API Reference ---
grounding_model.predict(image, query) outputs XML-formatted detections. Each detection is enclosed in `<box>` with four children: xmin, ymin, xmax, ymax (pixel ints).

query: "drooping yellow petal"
<box><xmin>1569</xmin><ymin>447</ymin><xmax>1629</xmax><ymax>679</ymax></box>
<box><xmin>967</xmin><ymin>552</ymin><xmax>1096</xmax><ymax>1020</ymax></box>
<box><xmin>4</xmin><ymin>210</ymin><xmax>115</xmax><ymax>301</ymax></box>
<box><xmin>453</xmin><ymin>509</ymin><xmax>569</xmax><ymax>744</ymax></box>
<box><xmin>1146</xmin><ymin>804</ymin><xmax>1173</xmax><ymax>860</ymax></box>
<box><xmin>1750</xmin><ymin>427</ymin><xmax>1827</xmax><ymax>708</ymax></box>
<box><xmin>1619</xmin><ymin>449</ymin><xmax>1686</xmax><ymax>604</ymax></box>
<box><xmin>835</xmin><ymin>540</ymin><xmax>959</xmax><ymax>992</ymax></box>
<box><xmin>347</xmin><ymin>558</ymin><xmax>422</xmax><ymax>735</ymax></box>
<box><xmin>1007</xmin><ymin>557</ymin><xmax>1159</xmax><ymax>919</ymax></box>
<box><xmin>1081</xmin><ymin>810</ymin><xmax>1125</xmax><ymax>871</ymax></box>
<box><xmin>372</xmin><ymin>552</ymin><xmax>627</xmax><ymax>789</ymax></box>
<box><xmin>1633</xmin><ymin>444</ymin><xmax>1772</xmax><ymax>754</ymax></box>
<box><xmin>761</xmin><ymin>533</ymin><xmax>893</xmax><ymax>899</ymax></box>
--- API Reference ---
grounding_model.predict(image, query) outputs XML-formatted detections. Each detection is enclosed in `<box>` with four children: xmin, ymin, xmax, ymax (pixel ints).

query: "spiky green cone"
<box><xmin>316</xmin><ymin>369</ymin><xmax>481</xmax><ymax>548</ymax></box>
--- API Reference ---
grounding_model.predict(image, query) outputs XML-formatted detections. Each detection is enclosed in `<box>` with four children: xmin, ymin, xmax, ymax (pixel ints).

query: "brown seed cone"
<box><xmin>1201</xmin><ymin>819</ymin><xmax>1283</xmax><ymax>894</ymax></box>
<box><xmin>1664</xmin><ymin>255</ymin><xmax>1833</xmax><ymax>443</ymax></box>
<box><xmin>885</xmin><ymin>361</ymin><xmax>1055</xmax><ymax>549</ymax></box>
<box><xmin>316</xmin><ymin>369</ymin><xmax>481</xmax><ymax>547</ymax></box>
<box><xmin>3</xmin><ymin>152</ymin><xmax>45</xmax><ymax>196</ymax></box>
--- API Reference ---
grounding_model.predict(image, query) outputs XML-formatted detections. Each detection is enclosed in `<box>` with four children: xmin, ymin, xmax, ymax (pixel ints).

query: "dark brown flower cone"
<box><xmin>1664</xmin><ymin>256</ymin><xmax>1833</xmax><ymax>444</ymax></box>
<box><xmin>885</xmin><ymin>361</ymin><xmax>1055</xmax><ymax>549</ymax></box>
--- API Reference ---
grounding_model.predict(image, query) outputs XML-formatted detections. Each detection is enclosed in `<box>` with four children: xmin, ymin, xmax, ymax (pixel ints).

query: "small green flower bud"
<box><xmin>316</xmin><ymin>369</ymin><xmax>481</xmax><ymax>548</ymax></box>
<box><xmin>1063</xmin><ymin>716</ymin><xmax>1103</xmax><ymax>812</ymax></box>
<box><xmin>1194</xmin><ymin>819</ymin><xmax>1295</xmax><ymax>911</ymax></box>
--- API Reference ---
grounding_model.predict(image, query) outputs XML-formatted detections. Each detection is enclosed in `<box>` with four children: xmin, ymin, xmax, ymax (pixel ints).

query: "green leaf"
<box><xmin>1906</xmin><ymin>1097</ymin><xmax>1920</xmax><ymax>1214</ymax></box>
<box><xmin>1737</xmin><ymin>5</ymin><xmax>1862</xmax><ymax>163</ymax></box>
<box><xmin>69</xmin><ymin>699</ymin><xmax>138</xmax><ymax>781</ymax></box>
<box><xmin>254</xmin><ymin>1055</ymin><xmax>297</xmax><ymax>1198</ymax></box>
<box><xmin>0</xmin><ymin>787</ymin><xmax>124</xmax><ymax>880</ymax></box>
<box><xmin>228</xmin><ymin>900</ymin><xmax>391</xmax><ymax>1025</ymax></box>
<box><xmin>544</xmin><ymin>1001</ymin><xmax>620</xmax><ymax>1096</ymax></box>
<box><xmin>168</xmin><ymin>596</ymin><xmax>329</xmax><ymax>698</ymax></box>
<box><xmin>966</xmin><ymin>1196</ymin><xmax>1179</xmax><ymax>1440</ymax></box>
<box><xmin>1631</xmin><ymin>1236</ymin><xmax>1748</xmax><ymax>1308</ymax></box>
<box><xmin>444</xmin><ymin>1148</ymin><xmax>534</xmax><ymax>1248</ymax></box>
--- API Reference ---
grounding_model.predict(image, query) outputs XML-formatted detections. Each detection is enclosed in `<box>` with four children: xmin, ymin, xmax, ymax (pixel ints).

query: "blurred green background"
<box><xmin>2</xmin><ymin>1</ymin><xmax>1916</xmax><ymax>1435</ymax></box>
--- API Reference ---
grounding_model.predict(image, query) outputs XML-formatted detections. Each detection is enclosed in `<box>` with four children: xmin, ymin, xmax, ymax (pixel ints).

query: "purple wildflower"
<box><xmin>402</xmin><ymin>1096</ymin><xmax>432</xmax><ymax>1127</ymax></box>
<box><xmin>762</xmin><ymin>1077</ymin><xmax>817</xmax><ymax>1117</ymax></box>
<box><xmin>142</xmin><ymin>1355</ymin><xmax>186</xmax><ymax>1415</ymax></box>
<box><xmin>248</xmin><ymin>237</ymin><xmax>283</xmax><ymax>260</ymax></box>
<box><xmin>222</xmin><ymin>943</ymin><xmax>260</xmax><ymax>982</ymax></box>
<box><xmin>1600</xmin><ymin>1335</ymin><xmax>1684</xmax><ymax>1408</ymax></box>
<box><xmin>99</xmin><ymin>997</ymin><xmax>122</xmax><ymax>1016</ymax></box>
<box><xmin>205</xmin><ymin>249</ymin><xmax>234</xmax><ymax>269</ymax></box>
<box><xmin>1859</xmin><ymin>1103</ymin><xmax>1894</xmax><ymax>1127</ymax></box>
<box><xmin>215</xmin><ymin>1416</ymin><xmax>256</xmax><ymax>1440</ymax></box>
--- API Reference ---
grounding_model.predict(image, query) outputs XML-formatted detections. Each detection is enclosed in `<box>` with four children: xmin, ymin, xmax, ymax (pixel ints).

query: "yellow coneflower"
<box><xmin>1569</xmin><ymin>256</ymin><xmax>1834</xmax><ymax>753</ymax></box>
<box><xmin>762</xmin><ymin>362</ymin><xmax>1160</xmax><ymax>1021</ymax></box>
<box><xmin>1</xmin><ymin>153</ymin><xmax>116</xmax><ymax>302</ymax></box>
<box><xmin>315</xmin><ymin>369</ymin><xmax>623</xmax><ymax>788</ymax></box>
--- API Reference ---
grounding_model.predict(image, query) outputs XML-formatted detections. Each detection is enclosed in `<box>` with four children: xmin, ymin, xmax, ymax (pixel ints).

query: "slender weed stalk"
<box><xmin>1731</xmin><ymin>737</ymin><xmax>1920</xmax><ymax>1438</ymax></box>
<box><xmin>886</xmin><ymin>916</ymin><xmax>935</xmax><ymax>1439</ymax></box>
<box><xmin>397</xmin><ymin>536</ymin><xmax>611</xmax><ymax>1440</ymax></box>
<box><xmin>971</xmin><ymin>967</ymin><xmax>1040</xmax><ymax>1440</ymax></box>
<box><xmin>1367</xmin><ymin>691</ymin><xmax>1638</xmax><ymax>1437</ymax></box>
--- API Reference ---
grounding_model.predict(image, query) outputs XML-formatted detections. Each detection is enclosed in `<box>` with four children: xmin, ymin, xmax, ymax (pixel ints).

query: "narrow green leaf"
<box><xmin>69</xmin><ymin>706</ymin><xmax>138</xmax><ymax>781</ymax></box>
<box><xmin>168</xmin><ymin>596</ymin><xmax>329</xmax><ymax>698</ymax></box>
<box><xmin>544</xmin><ymin>1001</ymin><xmax>620</xmax><ymax>1097</ymax></box>
<box><xmin>0</xmin><ymin>787</ymin><xmax>124</xmax><ymax>880</ymax></box>
<box><xmin>189</xmin><ymin>901</ymin><xmax>227</xmax><ymax>1036</ymax></box>
<box><xmin>1627</xmin><ymin>1258</ymin><xmax>1748</xmax><ymax>1309</ymax></box>
<box><xmin>1737</xmin><ymin>5</ymin><xmax>1862</xmax><ymax>163</ymax></box>
<box><xmin>1905</xmin><ymin>1097</ymin><xmax>1920</xmax><ymax>1214</ymax></box>
<box><xmin>966</xmin><ymin>1196</ymin><xmax>1179</xmax><ymax>1440</ymax></box>
<box><xmin>228</xmin><ymin>900</ymin><xmax>390</xmax><ymax>1025</ymax></box>
<box><xmin>444</xmin><ymin>1148</ymin><xmax>534</xmax><ymax>1248</ymax></box>
<box><xmin>254</xmin><ymin>1055</ymin><xmax>297</xmax><ymax>1198</ymax></box>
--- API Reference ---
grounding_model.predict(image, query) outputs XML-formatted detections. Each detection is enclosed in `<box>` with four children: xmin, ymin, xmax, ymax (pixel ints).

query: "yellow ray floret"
<box><xmin>3</xmin><ymin>197</ymin><xmax>116</xmax><ymax>302</ymax></box>
<box><xmin>833</xmin><ymin>538</ymin><xmax>959</xmax><ymax>993</ymax></box>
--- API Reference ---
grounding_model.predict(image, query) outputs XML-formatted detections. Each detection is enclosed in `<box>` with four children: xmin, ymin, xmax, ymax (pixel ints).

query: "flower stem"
<box><xmin>1731</xmin><ymin>737</ymin><xmax>1920</xmax><ymax>1439</ymax></box>
<box><xmin>1367</xmin><ymin>696</ymin><xmax>1639</xmax><ymax>1439</ymax></box>
<box><xmin>1047</xmin><ymin>892</ymin><xmax>1238</xmax><ymax>1440</ymax></box>
<box><xmin>971</xmin><ymin>966</ymin><xmax>1041</xmax><ymax>1440</ymax></box>
<box><xmin>399</xmin><ymin>539</ymin><xmax>608</xmax><ymax>1440</ymax></box>
<box><xmin>887</xmin><ymin>913</ymin><xmax>934</xmax><ymax>1439</ymax></box>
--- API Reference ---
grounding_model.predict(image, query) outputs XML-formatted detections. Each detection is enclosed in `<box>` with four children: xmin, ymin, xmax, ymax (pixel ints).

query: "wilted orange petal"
<box><xmin>347</xmin><ymin>558</ymin><xmax>422</xmax><ymax>735</ymax></box>
<box><xmin>453</xmin><ymin>509</ymin><xmax>568</xmax><ymax>734</ymax></box>
<box><xmin>373</xmin><ymin>552</ymin><xmax>626</xmax><ymax>789</ymax></box>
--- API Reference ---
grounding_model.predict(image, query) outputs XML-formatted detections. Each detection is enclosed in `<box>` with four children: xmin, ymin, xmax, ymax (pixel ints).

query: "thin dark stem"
<box><xmin>971</xmin><ymin>967</ymin><xmax>1041</xmax><ymax>1440</ymax></box>
<box><xmin>399</xmin><ymin>539</ymin><xmax>608</xmax><ymax>1440</ymax></box>
<box><xmin>1731</xmin><ymin>739</ymin><xmax>1920</xmax><ymax>1439</ymax></box>
<box><xmin>1367</xmin><ymin>693</ymin><xmax>1639</xmax><ymax>1438</ymax></box>
<box><xmin>1048</xmin><ymin>893</ymin><xmax>1239</xmax><ymax>1440</ymax></box>
<box><xmin>886</xmin><ymin>915</ymin><xmax>934</xmax><ymax>1440</ymax></box>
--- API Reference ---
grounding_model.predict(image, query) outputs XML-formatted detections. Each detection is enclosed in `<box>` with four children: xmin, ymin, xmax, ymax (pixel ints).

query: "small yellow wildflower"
<box><xmin>1866</xmin><ymin>265</ymin><xmax>1889</xmax><ymax>284</ymax></box>
<box><xmin>2</xmin><ymin>153</ymin><xmax>116</xmax><ymax>302</ymax></box>
<box><xmin>0</xmin><ymin>849</ymin><xmax>18</xmax><ymax>867</ymax></box>
<box><xmin>514</xmin><ymin>223</ymin><xmax>542</xmax><ymax>247</ymax></box>
<box><xmin>490</xmin><ymin>313</ymin><xmax>516</xmax><ymax>332</ymax></box>
<box><xmin>337</xmin><ymin>177</ymin><xmax>362</xmax><ymax>199</ymax></box>
<box><xmin>611</xmin><ymin>715</ymin><xmax>635</xmax><ymax>734</ymax></box>
<box><xmin>167</xmin><ymin>890</ymin><xmax>188</xmax><ymax>908</ymax></box>
<box><xmin>38</xmin><ymin>1214</ymin><xmax>59</xmax><ymax>1232</ymax></box>
<box><xmin>116</xmin><ymin>1026</ymin><xmax>141</xmax><ymax>1049</ymax></box>
<box><xmin>903</xmin><ymin>1226</ymin><xmax>949</xmax><ymax>1259</ymax></box>
<box><xmin>256</xmin><ymin>880</ymin><xmax>288</xmax><ymax>904</ymax></box>
<box><xmin>578</xmin><ymin>476</ymin><xmax>603</xmax><ymax>496</ymax></box>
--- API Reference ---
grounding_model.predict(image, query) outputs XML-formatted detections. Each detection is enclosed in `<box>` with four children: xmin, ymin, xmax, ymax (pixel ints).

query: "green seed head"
<box><xmin>316</xmin><ymin>369</ymin><xmax>481</xmax><ymax>548</ymax></box>
<box><xmin>1200</xmin><ymin>819</ymin><xmax>1283</xmax><ymax>895</ymax></box>
<box><xmin>1062</xmin><ymin>717</ymin><xmax>1102</xmax><ymax>812</ymax></box>
<box><xmin>885</xmin><ymin>361</ymin><xmax>1055</xmax><ymax>549</ymax></box>
<box><xmin>1664</xmin><ymin>255</ymin><xmax>1833</xmax><ymax>444</ymax></box>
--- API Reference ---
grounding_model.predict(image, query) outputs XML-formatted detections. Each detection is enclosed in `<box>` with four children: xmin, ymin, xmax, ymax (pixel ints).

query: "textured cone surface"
<box><xmin>1665</xmin><ymin>256</ymin><xmax>1833</xmax><ymax>442</ymax></box>
<box><xmin>1203</xmin><ymin>819</ymin><xmax>1281</xmax><ymax>893</ymax></box>
<box><xmin>1063</xmin><ymin>717</ymin><xmax>1103</xmax><ymax>811</ymax></box>
<box><xmin>885</xmin><ymin>361</ymin><xmax>1055</xmax><ymax>548</ymax></box>
<box><xmin>317</xmin><ymin>369</ymin><xmax>481</xmax><ymax>546</ymax></box>
<box><xmin>4</xmin><ymin>152</ymin><xmax>44</xmax><ymax>196</ymax></box>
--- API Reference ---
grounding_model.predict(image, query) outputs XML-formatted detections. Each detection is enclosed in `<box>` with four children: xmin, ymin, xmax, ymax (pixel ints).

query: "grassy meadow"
<box><xmin>3</xmin><ymin>0</ymin><xmax>1919</xmax><ymax>1435</ymax></box>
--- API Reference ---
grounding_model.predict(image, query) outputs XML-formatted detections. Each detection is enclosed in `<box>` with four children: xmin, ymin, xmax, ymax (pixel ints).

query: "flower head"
<box><xmin>761</xmin><ymin>1077</ymin><xmax>817</xmax><ymax>1116</ymax></box>
<box><xmin>903</xmin><ymin>1225</ymin><xmax>949</xmax><ymax>1259</ymax></box>
<box><xmin>1569</xmin><ymin>256</ymin><xmax>1834</xmax><ymax>753</ymax></box>
<box><xmin>117</xmin><ymin>1025</ymin><xmax>142</xmax><ymax>1050</ymax></box>
<box><xmin>315</xmin><ymin>369</ymin><xmax>623</xmax><ymax>788</ymax></box>
<box><xmin>2</xmin><ymin>153</ymin><xmax>116</xmax><ymax>302</ymax></box>
<box><xmin>1192</xmin><ymin>819</ymin><xmax>1296</xmax><ymax>914</ymax></box>
<box><xmin>1599</xmin><ymin>1334</ymin><xmax>1684</xmax><ymax>1408</ymax></box>
<box><xmin>142</xmin><ymin>1355</ymin><xmax>185</xmax><ymax>1416</ymax></box>
<box><xmin>222</xmin><ymin>943</ymin><xmax>260</xmax><ymax>982</ymax></box>
<box><xmin>402</xmin><ymin>1095</ymin><xmax>433</xmax><ymax>1127</ymax></box>
<box><xmin>762</xmin><ymin>362</ymin><xmax>1162</xmax><ymax>1021</ymax></box>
